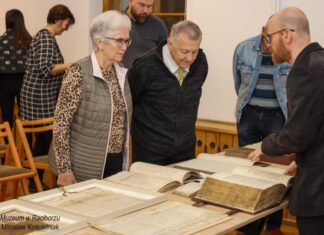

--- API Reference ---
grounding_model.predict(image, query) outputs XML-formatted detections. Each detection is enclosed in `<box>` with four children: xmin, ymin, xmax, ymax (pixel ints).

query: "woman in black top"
<box><xmin>0</xmin><ymin>9</ymin><xmax>31</xmax><ymax>127</ymax></box>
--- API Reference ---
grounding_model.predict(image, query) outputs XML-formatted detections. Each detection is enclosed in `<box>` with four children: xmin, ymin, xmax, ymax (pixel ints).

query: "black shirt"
<box><xmin>0</xmin><ymin>29</ymin><xmax>29</xmax><ymax>74</ymax></box>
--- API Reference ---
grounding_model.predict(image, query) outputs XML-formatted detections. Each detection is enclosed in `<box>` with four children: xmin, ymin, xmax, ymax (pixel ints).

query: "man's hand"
<box><xmin>57</xmin><ymin>171</ymin><xmax>77</xmax><ymax>187</ymax></box>
<box><xmin>284</xmin><ymin>161</ymin><xmax>297</xmax><ymax>176</ymax></box>
<box><xmin>248</xmin><ymin>148</ymin><xmax>264</xmax><ymax>161</ymax></box>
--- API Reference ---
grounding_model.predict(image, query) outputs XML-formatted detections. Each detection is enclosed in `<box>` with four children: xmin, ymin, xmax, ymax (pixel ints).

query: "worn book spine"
<box><xmin>196</xmin><ymin>177</ymin><xmax>287</xmax><ymax>214</ymax></box>
<box><xmin>197</xmin><ymin>177</ymin><xmax>260</xmax><ymax>213</ymax></box>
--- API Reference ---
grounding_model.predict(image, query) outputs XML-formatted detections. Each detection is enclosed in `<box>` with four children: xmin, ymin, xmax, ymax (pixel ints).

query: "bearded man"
<box><xmin>248</xmin><ymin>7</ymin><xmax>324</xmax><ymax>235</ymax></box>
<box><xmin>123</xmin><ymin>0</ymin><xmax>168</xmax><ymax>68</ymax></box>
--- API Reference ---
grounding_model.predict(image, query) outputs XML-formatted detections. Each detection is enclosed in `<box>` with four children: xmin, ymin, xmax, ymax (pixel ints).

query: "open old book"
<box><xmin>224</xmin><ymin>147</ymin><xmax>255</xmax><ymax>158</ymax></box>
<box><xmin>224</xmin><ymin>146</ymin><xmax>296</xmax><ymax>165</ymax></box>
<box><xmin>195</xmin><ymin>165</ymin><xmax>293</xmax><ymax>214</ymax></box>
<box><xmin>174</xmin><ymin>153</ymin><xmax>272</xmax><ymax>174</ymax></box>
<box><xmin>105</xmin><ymin>162</ymin><xmax>202</xmax><ymax>193</ymax></box>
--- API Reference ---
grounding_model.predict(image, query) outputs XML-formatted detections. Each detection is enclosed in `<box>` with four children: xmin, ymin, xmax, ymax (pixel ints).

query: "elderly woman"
<box><xmin>49</xmin><ymin>10</ymin><xmax>132</xmax><ymax>186</ymax></box>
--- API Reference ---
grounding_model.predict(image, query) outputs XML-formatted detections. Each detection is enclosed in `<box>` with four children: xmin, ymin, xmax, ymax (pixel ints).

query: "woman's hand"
<box><xmin>50</xmin><ymin>63</ymin><xmax>72</xmax><ymax>75</ymax></box>
<box><xmin>57</xmin><ymin>171</ymin><xmax>77</xmax><ymax>186</ymax></box>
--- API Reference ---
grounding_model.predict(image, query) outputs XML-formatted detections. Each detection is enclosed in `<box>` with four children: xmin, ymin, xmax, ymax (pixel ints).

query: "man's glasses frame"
<box><xmin>264</xmin><ymin>28</ymin><xmax>295</xmax><ymax>44</ymax></box>
<box><xmin>101</xmin><ymin>36</ymin><xmax>132</xmax><ymax>47</ymax></box>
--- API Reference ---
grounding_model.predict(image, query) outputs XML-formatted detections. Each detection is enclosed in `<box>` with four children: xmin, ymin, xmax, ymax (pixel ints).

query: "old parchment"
<box><xmin>93</xmin><ymin>201</ymin><xmax>231</xmax><ymax>235</ymax></box>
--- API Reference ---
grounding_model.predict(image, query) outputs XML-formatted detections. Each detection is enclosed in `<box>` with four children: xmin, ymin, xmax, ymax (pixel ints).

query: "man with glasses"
<box><xmin>128</xmin><ymin>20</ymin><xmax>208</xmax><ymax>166</ymax></box>
<box><xmin>233</xmin><ymin>20</ymin><xmax>291</xmax><ymax>235</ymax></box>
<box><xmin>249</xmin><ymin>7</ymin><xmax>324</xmax><ymax>235</ymax></box>
<box><xmin>123</xmin><ymin>0</ymin><xmax>168</xmax><ymax>68</ymax></box>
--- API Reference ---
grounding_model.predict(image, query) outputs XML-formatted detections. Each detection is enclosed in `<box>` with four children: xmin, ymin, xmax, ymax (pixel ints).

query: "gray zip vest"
<box><xmin>49</xmin><ymin>56</ymin><xmax>132</xmax><ymax>182</ymax></box>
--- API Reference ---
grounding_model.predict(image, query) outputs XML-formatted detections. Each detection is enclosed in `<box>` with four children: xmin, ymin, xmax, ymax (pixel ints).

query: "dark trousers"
<box><xmin>297</xmin><ymin>215</ymin><xmax>324</xmax><ymax>235</ymax></box>
<box><xmin>0</xmin><ymin>73</ymin><xmax>24</xmax><ymax>127</ymax></box>
<box><xmin>27</xmin><ymin>130</ymin><xmax>53</xmax><ymax>180</ymax></box>
<box><xmin>132</xmin><ymin>137</ymin><xmax>195</xmax><ymax>166</ymax></box>
<box><xmin>237</xmin><ymin>105</ymin><xmax>285</xmax><ymax>233</ymax></box>
<box><xmin>238</xmin><ymin>219</ymin><xmax>266</xmax><ymax>235</ymax></box>
<box><xmin>237</xmin><ymin>104</ymin><xmax>285</xmax><ymax>147</ymax></box>
<box><xmin>32</xmin><ymin>131</ymin><xmax>53</xmax><ymax>157</ymax></box>
<box><xmin>103</xmin><ymin>152</ymin><xmax>123</xmax><ymax>178</ymax></box>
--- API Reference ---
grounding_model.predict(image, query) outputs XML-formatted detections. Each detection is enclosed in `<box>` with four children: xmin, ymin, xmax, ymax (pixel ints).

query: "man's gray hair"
<box><xmin>90</xmin><ymin>10</ymin><xmax>131</xmax><ymax>50</ymax></box>
<box><xmin>169</xmin><ymin>20</ymin><xmax>202</xmax><ymax>41</ymax></box>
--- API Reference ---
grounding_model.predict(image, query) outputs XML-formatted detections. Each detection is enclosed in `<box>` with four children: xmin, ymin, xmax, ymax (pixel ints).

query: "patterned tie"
<box><xmin>177</xmin><ymin>67</ymin><xmax>185</xmax><ymax>86</ymax></box>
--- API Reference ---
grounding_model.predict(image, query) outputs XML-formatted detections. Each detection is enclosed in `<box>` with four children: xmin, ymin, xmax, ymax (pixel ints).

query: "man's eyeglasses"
<box><xmin>101</xmin><ymin>36</ymin><xmax>132</xmax><ymax>47</ymax></box>
<box><xmin>264</xmin><ymin>28</ymin><xmax>295</xmax><ymax>44</ymax></box>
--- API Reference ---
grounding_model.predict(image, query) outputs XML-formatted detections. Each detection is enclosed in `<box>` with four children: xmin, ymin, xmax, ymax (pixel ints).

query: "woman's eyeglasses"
<box><xmin>101</xmin><ymin>36</ymin><xmax>132</xmax><ymax>47</ymax></box>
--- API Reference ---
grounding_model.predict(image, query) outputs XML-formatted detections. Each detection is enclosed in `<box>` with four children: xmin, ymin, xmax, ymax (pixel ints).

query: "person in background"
<box><xmin>128</xmin><ymin>20</ymin><xmax>208</xmax><ymax>166</ymax></box>
<box><xmin>0</xmin><ymin>9</ymin><xmax>31</xmax><ymax>127</ymax></box>
<box><xmin>19</xmin><ymin>4</ymin><xmax>75</xmax><ymax>191</ymax></box>
<box><xmin>233</xmin><ymin>20</ymin><xmax>291</xmax><ymax>235</ymax></box>
<box><xmin>248</xmin><ymin>7</ymin><xmax>324</xmax><ymax>235</ymax></box>
<box><xmin>122</xmin><ymin>0</ymin><xmax>168</xmax><ymax>68</ymax></box>
<box><xmin>48</xmin><ymin>10</ymin><xmax>132</xmax><ymax>186</ymax></box>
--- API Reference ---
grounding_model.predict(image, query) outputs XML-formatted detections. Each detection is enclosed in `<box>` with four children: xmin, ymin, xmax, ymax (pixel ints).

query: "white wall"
<box><xmin>187</xmin><ymin>0</ymin><xmax>275</xmax><ymax>122</ymax></box>
<box><xmin>0</xmin><ymin>0</ymin><xmax>102</xmax><ymax>63</ymax></box>
<box><xmin>279</xmin><ymin>0</ymin><xmax>324</xmax><ymax>45</ymax></box>
<box><xmin>187</xmin><ymin>0</ymin><xmax>324</xmax><ymax>122</ymax></box>
<box><xmin>2</xmin><ymin>1</ymin><xmax>323</xmax><ymax>122</ymax></box>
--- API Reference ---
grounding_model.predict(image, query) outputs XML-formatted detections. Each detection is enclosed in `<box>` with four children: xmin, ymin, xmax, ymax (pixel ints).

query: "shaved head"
<box><xmin>276</xmin><ymin>7</ymin><xmax>310</xmax><ymax>37</ymax></box>
<box><xmin>266</xmin><ymin>7</ymin><xmax>311</xmax><ymax>64</ymax></box>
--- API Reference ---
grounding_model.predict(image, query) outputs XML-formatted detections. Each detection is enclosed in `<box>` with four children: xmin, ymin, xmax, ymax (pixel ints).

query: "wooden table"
<box><xmin>167</xmin><ymin>193</ymin><xmax>288</xmax><ymax>235</ymax></box>
<box><xmin>169</xmin><ymin>155</ymin><xmax>291</xmax><ymax>235</ymax></box>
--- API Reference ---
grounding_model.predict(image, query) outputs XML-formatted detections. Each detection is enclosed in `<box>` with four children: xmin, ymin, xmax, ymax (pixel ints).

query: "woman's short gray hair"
<box><xmin>170</xmin><ymin>20</ymin><xmax>202</xmax><ymax>41</ymax></box>
<box><xmin>90</xmin><ymin>10</ymin><xmax>131</xmax><ymax>50</ymax></box>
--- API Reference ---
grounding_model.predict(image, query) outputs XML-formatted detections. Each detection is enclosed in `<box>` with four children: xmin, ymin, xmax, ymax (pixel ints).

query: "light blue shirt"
<box><xmin>162</xmin><ymin>45</ymin><xmax>189</xmax><ymax>77</ymax></box>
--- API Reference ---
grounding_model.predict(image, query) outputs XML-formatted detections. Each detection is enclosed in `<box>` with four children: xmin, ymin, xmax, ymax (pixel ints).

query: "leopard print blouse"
<box><xmin>54</xmin><ymin>64</ymin><xmax>126</xmax><ymax>173</ymax></box>
<box><xmin>102</xmin><ymin>67</ymin><xmax>127</xmax><ymax>153</ymax></box>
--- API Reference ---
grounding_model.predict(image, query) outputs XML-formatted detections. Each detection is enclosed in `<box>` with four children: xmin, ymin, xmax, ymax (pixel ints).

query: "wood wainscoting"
<box><xmin>195</xmin><ymin>119</ymin><xmax>296</xmax><ymax>227</ymax></box>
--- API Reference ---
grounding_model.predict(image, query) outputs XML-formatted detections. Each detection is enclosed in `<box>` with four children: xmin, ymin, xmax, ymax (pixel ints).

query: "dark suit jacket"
<box><xmin>261</xmin><ymin>43</ymin><xmax>324</xmax><ymax>217</ymax></box>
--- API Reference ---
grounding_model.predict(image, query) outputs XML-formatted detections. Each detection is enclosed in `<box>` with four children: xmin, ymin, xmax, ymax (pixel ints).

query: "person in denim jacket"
<box><xmin>233</xmin><ymin>31</ymin><xmax>291</xmax><ymax>129</ymax></box>
<box><xmin>233</xmin><ymin>26</ymin><xmax>291</xmax><ymax>235</ymax></box>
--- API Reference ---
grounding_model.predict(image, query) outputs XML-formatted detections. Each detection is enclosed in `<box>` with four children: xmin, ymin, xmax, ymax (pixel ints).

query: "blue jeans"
<box><xmin>238</xmin><ymin>104</ymin><xmax>285</xmax><ymax>147</ymax></box>
<box><xmin>238</xmin><ymin>104</ymin><xmax>285</xmax><ymax>230</ymax></box>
